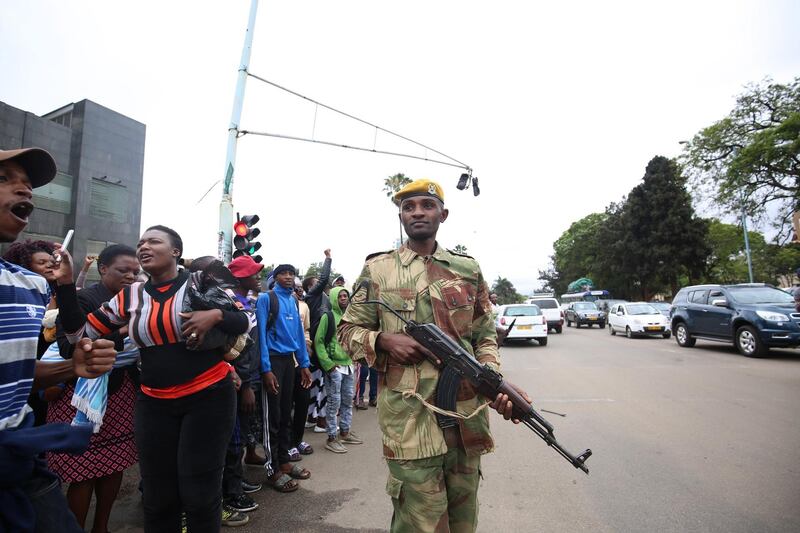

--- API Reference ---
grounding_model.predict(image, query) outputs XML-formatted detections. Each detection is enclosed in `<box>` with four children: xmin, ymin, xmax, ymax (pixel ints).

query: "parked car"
<box><xmin>495</xmin><ymin>304</ymin><xmax>548</xmax><ymax>345</ymax></box>
<box><xmin>648</xmin><ymin>301</ymin><xmax>672</xmax><ymax>317</ymax></box>
<box><xmin>525</xmin><ymin>297</ymin><xmax>563</xmax><ymax>333</ymax></box>
<box><xmin>670</xmin><ymin>283</ymin><xmax>800</xmax><ymax>357</ymax></box>
<box><xmin>564</xmin><ymin>302</ymin><xmax>605</xmax><ymax>328</ymax></box>
<box><xmin>608</xmin><ymin>302</ymin><xmax>671</xmax><ymax>338</ymax></box>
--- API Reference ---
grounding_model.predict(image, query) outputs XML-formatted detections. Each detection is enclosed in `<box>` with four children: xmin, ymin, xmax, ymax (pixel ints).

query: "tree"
<box><xmin>302</xmin><ymin>262</ymin><xmax>343</xmax><ymax>283</ymax></box>
<box><xmin>681</xmin><ymin>78</ymin><xmax>800</xmax><ymax>243</ymax></box>
<box><xmin>703</xmin><ymin>219</ymin><xmax>768</xmax><ymax>283</ymax></box>
<box><xmin>490</xmin><ymin>277</ymin><xmax>524</xmax><ymax>305</ymax></box>
<box><xmin>382</xmin><ymin>173</ymin><xmax>412</xmax><ymax>199</ymax></box>
<box><xmin>383</xmin><ymin>173</ymin><xmax>412</xmax><ymax>247</ymax></box>
<box><xmin>537</xmin><ymin>261</ymin><xmax>561</xmax><ymax>294</ymax></box>
<box><xmin>549</xmin><ymin>212</ymin><xmax>608</xmax><ymax>295</ymax></box>
<box><xmin>452</xmin><ymin>244</ymin><xmax>469</xmax><ymax>255</ymax></box>
<box><xmin>611</xmin><ymin>156</ymin><xmax>709</xmax><ymax>299</ymax></box>
<box><xmin>762</xmin><ymin>243</ymin><xmax>800</xmax><ymax>286</ymax></box>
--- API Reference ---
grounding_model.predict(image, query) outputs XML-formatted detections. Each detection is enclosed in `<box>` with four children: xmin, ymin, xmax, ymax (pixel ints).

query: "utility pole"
<box><xmin>218</xmin><ymin>0</ymin><xmax>259</xmax><ymax>262</ymax></box>
<box><xmin>741</xmin><ymin>193</ymin><xmax>754</xmax><ymax>283</ymax></box>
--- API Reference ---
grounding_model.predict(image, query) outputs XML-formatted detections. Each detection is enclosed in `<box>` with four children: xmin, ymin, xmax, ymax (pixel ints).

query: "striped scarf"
<box><xmin>40</xmin><ymin>339</ymin><xmax>139</xmax><ymax>433</ymax></box>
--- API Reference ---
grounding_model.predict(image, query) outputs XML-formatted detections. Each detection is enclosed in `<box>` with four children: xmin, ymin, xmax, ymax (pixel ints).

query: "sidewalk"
<box><xmin>97</xmin><ymin>405</ymin><xmax>389</xmax><ymax>532</ymax></box>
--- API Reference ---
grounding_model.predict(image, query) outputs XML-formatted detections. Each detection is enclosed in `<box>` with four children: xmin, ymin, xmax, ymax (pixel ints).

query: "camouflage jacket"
<box><xmin>338</xmin><ymin>243</ymin><xmax>500</xmax><ymax>460</ymax></box>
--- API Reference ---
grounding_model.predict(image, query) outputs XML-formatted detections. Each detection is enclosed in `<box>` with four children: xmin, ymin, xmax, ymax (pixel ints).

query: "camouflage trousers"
<box><xmin>386</xmin><ymin>448</ymin><xmax>481</xmax><ymax>533</ymax></box>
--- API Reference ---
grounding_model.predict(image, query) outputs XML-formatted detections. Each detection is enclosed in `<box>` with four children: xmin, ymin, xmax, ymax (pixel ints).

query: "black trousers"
<box><xmin>291</xmin><ymin>367</ymin><xmax>311</xmax><ymax>448</ymax></box>
<box><xmin>265</xmin><ymin>354</ymin><xmax>295</xmax><ymax>470</ymax></box>
<box><xmin>222</xmin><ymin>411</ymin><xmax>244</xmax><ymax>499</ymax></box>
<box><xmin>135</xmin><ymin>377</ymin><xmax>236</xmax><ymax>533</ymax></box>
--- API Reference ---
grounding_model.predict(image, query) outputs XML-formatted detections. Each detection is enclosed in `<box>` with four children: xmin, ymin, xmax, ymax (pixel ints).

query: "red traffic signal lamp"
<box><xmin>233</xmin><ymin>214</ymin><xmax>262</xmax><ymax>262</ymax></box>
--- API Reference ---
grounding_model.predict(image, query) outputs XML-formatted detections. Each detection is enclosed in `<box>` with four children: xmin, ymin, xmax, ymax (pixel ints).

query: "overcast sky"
<box><xmin>2</xmin><ymin>0</ymin><xmax>798</xmax><ymax>294</ymax></box>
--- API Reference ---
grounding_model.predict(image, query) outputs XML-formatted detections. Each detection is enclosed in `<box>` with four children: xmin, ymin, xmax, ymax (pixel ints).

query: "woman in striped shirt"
<box><xmin>67</xmin><ymin>225</ymin><xmax>249</xmax><ymax>533</ymax></box>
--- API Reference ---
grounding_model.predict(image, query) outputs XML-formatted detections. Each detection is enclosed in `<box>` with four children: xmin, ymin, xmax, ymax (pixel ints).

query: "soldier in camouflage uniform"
<box><xmin>338</xmin><ymin>179</ymin><xmax>528</xmax><ymax>533</ymax></box>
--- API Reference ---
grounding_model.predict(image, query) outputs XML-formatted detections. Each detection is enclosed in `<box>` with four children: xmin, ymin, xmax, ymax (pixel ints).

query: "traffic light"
<box><xmin>233</xmin><ymin>214</ymin><xmax>262</xmax><ymax>262</ymax></box>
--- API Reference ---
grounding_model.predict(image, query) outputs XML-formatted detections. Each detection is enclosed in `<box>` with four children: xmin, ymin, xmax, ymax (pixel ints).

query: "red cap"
<box><xmin>228</xmin><ymin>255</ymin><xmax>264</xmax><ymax>278</ymax></box>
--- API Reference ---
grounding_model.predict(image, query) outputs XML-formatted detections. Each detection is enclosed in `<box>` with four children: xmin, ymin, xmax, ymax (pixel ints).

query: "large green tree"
<box><xmin>681</xmin><ymin>78</ymin><xmax>800</xmax><ymax>243</ymax></box>
<box><xmin>613</xmin><ymin>156</ymin><xmax>710</xmax><ymax>299</ymax></box>
<box><xmin>490</xmin><ymin>277</ymin><xmax>524</xmax><ymax>305</ymax></box>
<box><xmin>549</xmin><ymin>212</ymin><xmax>608</xmax><ymax>294</ymax></box>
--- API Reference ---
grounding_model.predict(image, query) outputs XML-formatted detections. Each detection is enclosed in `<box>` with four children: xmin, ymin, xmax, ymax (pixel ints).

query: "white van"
<box><xmin>526</xmin><ymin>297</ymin><xmax>564</xmax><ymax>333</ymax></box>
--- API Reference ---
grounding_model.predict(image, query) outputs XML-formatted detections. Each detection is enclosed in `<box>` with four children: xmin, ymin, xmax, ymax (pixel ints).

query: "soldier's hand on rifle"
<box><xmin>377</xmin><ymin>332</ymin><xmax>440</xmax><ymax>366</ymax></box>
<box><xmin>490</xmin><ymin>382</ymin><xmax>532</xmax><ymax>424</ymax></box>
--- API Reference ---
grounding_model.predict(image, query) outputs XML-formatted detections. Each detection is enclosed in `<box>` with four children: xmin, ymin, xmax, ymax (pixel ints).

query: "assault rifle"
<box><xmin>354</xmin><ymin>293</ymin><xmax>592</xmax><ymax>474</ymax></box>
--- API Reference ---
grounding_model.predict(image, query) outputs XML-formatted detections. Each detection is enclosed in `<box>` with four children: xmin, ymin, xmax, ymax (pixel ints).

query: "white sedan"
<box><xmin>608</xmin><ymin>302</ymin><xmax>671</xmax><ymax>339</ymax></box>
<box><xmin>495</xmin><ymin>304</ymin><xmax>548</xmax><ymax>346</ymax></box>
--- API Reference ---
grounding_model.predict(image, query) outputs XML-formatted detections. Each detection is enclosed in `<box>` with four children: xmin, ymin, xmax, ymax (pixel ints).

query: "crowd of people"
<box><xmin>2</xmin><ymin>145</ymin><xmax>526</xmax><ymax>533</ymax></box>
<box><xmin>0</xmin><ymin>147</ymin><xmax>379</xmax><ymax>532</ymax></box>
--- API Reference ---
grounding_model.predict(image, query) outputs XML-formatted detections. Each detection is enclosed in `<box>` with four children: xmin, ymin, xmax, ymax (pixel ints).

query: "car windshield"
<box><xmin>504</xmin><ymin>305</ymin><xmax>541</xmax><ymax>316</ymax></box>
<box><xmin>627</xmin><ymin>304</ymin><xmax>659</xmax><ymax>315</ymax></box>
<box><xmin>530</xmin><ymin>299</ymin><xmax>558</xmax><ymax>309</ymax></box>
<box><xmin>574</xmin><ymin>303</ymin><xmax>598</xmax><ymax>311</ymax></box>
<box><xmin>727</xmin><ymin>286</ymin><xmax>794</xmax><ymax>305</ymax></box>
<box><xmin>649</xmin><ymin>302</ymin><xmax>670</xmax><ymax>311</ymax></box>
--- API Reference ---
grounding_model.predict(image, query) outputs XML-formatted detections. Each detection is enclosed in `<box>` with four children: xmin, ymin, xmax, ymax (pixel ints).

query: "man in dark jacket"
<box><xmin>302</xmin><ymin>249</ymin><xmax>333</xmax><ymax>336</ymax></box>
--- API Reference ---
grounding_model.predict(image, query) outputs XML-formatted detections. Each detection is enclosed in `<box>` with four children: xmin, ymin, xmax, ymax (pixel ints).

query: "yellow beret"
<box><xmin>393</xmin><ymin>179</ymin><xmax>445</xmax><ymax>205</ymax></box>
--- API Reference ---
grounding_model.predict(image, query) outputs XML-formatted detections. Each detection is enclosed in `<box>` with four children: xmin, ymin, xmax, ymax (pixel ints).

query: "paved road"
<box><xmin>106</xmin><ymin>327</ymin><xmax>800</xmax><ymax>532</ymax></box>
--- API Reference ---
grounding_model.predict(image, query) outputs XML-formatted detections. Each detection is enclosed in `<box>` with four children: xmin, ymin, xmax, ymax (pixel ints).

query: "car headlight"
<box><xmin>755</xmin><ymin>310</ymin><xmax>790</xmax><ymax>322</ymax></box>
<box><xmin>633</xmin><ymin>319</ymin><xmax>642</xmax><ymax>325</ymax></box>
<box><xmin>579</xmin><ymin>314</ymin><xmax>586</xmax><ymax>318</ymax></box>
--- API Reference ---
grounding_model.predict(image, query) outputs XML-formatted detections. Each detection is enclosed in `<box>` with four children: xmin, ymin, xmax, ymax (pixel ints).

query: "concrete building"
<box><xmin>0</xmin><ymin>99</ymin><xmax>145</xmax><ymax>282</ymax></box>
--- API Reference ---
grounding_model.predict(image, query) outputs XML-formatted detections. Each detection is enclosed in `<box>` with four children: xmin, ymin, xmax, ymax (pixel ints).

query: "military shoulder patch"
<box><xmin>447</xmin><ymin>248</ymin><xmax>474</xmax><ymax>259</ymax></box>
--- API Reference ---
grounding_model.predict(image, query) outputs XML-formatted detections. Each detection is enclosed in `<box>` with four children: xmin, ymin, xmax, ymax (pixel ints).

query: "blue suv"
<box><xmin>670</xmin><ymin>283</ymin><xmax>800</xmax><ymax>357</ymax></box>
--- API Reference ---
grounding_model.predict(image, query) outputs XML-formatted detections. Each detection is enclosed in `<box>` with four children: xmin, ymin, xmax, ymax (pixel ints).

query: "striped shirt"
<box><xmin>0</xmin><ymin>259</ymin><xmax>50</xmax><ymax>431</ymax></box>
<box><xmin>68</xmin><ymin>270</ymin><xmax>250</xmax><ymax>392</ymax></box>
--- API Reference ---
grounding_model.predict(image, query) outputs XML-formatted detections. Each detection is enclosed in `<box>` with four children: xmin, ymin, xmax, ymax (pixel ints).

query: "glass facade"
<box><xmin>32</xmin><ymin>172</ymin><xmax>73</xmax><ymax>214</ymax></box>
<box><xmin>89</xmin><ymin>178</ymin><xmax>128</xmax><ymax>223</ymax></box>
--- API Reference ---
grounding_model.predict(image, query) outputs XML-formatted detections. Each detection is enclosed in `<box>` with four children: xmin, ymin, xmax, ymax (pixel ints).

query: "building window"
<box><xmin>90</xmin><ymin>178</ymin><xmax>128</xmax><ymax>224</ymax></box>
<box><xmin>32</xmin><ymin>172</ymin><xmax>73</xmax><ymax>214</ymax></box>
<box><xmin>50</xmin><ymin>112</ymin><xmax>72</xmax><ymax>128</ymax></box>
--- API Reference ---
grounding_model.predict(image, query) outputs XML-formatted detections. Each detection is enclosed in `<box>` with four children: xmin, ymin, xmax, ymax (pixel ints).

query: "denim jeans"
<box><xmin>358</xmin><ymin>363</ymin><xmax>378</xmax><ymax>402</ymax></box>
<box><xmin>324</xmin><ymin>370</ymin><xmax>355</xmax><ymax>438</ymax></box>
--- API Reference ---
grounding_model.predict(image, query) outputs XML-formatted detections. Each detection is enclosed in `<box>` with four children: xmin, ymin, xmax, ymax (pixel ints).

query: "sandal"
<box><xmin>267</xmin><ymin>473</ymin><xmax>299</xmax><ymax>493</ymax></box>
<box><xmin>298</xmin><ymin>442</ymin><xmax>314</xmax><ymax>455</ymax></box>
<box><xmin>288</xmin><ymin>447</ymin><xmax>301</xmax><ymax>462</ymax></box>
<box><xmin>282</xmin><ymin>463</ymin><xmax>311</xmax><ymax>480</ymax></box>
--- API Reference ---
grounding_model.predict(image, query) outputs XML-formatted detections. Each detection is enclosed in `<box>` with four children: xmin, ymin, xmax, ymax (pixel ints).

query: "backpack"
<box><xmin>264</xmin><ymin>290</ymin><xmax>300</xmax><ymax>332</ymax></box>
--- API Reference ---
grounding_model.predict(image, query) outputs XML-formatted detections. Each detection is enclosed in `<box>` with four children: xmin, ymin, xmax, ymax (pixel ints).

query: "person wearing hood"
<box><xmin>314</xmin><ymin>286</ymin><xmax>363</xmax><ymax>453</ymax></box>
